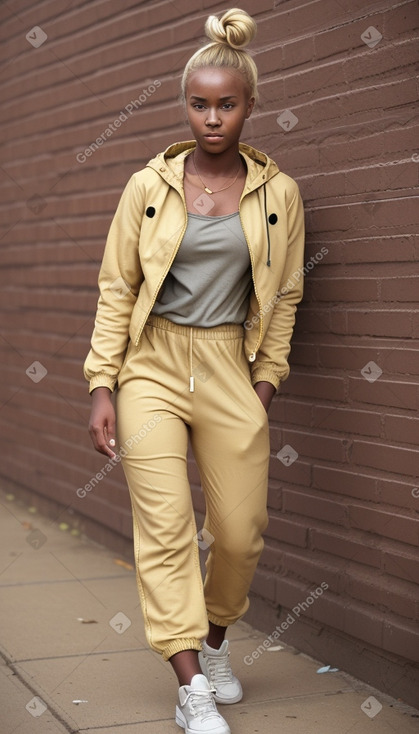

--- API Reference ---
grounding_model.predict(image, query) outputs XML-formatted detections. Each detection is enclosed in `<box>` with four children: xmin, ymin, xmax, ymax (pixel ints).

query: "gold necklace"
<box><xmin>192</xmin><ymin>152</ymin><xmax>242</xmax><ymax>195</ymax></box>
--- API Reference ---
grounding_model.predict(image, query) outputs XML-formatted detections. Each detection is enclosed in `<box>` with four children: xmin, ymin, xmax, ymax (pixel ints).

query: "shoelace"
<box><xmin>206</xmin><ymin>653</ymin><xmax>233</xmax><ymax>685</ymax></box>
<box><xmin>183</xmin><ymin>688</ymin><xmax>219</xmax><ymax>721</ymax></box>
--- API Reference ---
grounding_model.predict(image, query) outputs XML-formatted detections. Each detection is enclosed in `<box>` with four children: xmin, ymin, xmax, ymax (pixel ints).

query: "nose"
<box><xmin>206</xmin><ymin>107</ymin><xmax>221</xmax><ymax>126</ymax></box>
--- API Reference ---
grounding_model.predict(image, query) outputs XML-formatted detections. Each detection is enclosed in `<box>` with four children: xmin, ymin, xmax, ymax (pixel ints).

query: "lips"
<box><xmin>204</xmin><ymin>134</ymin><xmax>223</xmax><ymax>140</ymax></box>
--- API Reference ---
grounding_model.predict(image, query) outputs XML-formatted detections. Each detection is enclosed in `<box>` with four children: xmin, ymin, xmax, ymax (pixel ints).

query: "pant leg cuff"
<box><xmin>162</xmin><ymin>637</ymin><xmax>203</xmax><ymax>662</ymax></box>
<box><xmin>207</xmin><ymin>611</ymin><xmax>236</xmax><ymax>627</ymax></box>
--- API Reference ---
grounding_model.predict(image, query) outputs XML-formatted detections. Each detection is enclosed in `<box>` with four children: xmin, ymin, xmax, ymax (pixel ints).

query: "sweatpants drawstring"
<box><xmin>144</xmin><ymin>314</ymin><xmax>244</xmax><ymax>393</ymax></box>
<box><xmin>189</xmin><ymin>328</ymin><xmax>195</xmax><ymax>392</ymax></box>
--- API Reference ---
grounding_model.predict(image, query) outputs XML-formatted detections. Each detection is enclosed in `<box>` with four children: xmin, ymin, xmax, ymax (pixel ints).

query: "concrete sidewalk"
<box><xmin>1</xmin><ymin>490</ymin><xmax>418</xmax><ymax>734</ymax></box>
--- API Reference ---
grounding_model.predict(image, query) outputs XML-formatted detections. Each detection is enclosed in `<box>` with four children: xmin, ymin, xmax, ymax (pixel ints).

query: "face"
<box><xmin>185</xmin><ymin>67</ymin><xmax>255</xmax><ymax>154</ymax></box>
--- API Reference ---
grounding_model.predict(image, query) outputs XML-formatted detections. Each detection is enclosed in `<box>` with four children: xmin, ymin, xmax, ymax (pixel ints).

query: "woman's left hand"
<box><xmin>253</xmin><ymin>381</ymin><xmax>276</xmax><ymax>413</ymax></box>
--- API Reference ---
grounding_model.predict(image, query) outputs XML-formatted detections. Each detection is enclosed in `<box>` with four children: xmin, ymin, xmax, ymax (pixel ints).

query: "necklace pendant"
<box><xmin>204</xmin><ymin>187</ymin><xmax>213</xmax><ymax>195</ymax></box>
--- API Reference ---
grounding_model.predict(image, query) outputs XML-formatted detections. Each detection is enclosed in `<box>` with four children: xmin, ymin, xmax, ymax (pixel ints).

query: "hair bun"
<box><xmin>205</xmin><ymin>8</ymin><xmax>257</xmax><ymax>50</ymax></box>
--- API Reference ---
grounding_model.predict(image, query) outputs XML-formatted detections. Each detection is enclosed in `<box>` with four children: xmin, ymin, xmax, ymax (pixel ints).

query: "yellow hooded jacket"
<box><xmin>83</xmin><ymin>140</ymin><xmax>305</xmax><ymax>394</ymax></box>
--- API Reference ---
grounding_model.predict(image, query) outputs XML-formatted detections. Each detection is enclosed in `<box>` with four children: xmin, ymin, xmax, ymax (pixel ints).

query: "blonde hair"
<box><xmin>181</xmin><ymin>8</ymin><xmax>258</xmax><ymax>102</ymax></box>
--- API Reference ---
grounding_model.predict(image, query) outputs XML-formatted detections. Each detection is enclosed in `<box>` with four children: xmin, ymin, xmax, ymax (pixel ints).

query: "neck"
<box><xmin>193</xmin><ymin>144</ymin><xmax>241</xmax><ymax>176</ymax></box>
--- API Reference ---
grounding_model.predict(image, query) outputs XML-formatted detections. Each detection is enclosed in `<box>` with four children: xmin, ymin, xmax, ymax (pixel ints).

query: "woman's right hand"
<box><xmin>88</xmin><ymin>387</ymin><xmax>117</xmax><ymax>458</ymax></box>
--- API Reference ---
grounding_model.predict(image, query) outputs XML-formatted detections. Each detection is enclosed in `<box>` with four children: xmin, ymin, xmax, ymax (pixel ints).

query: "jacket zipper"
<box><xmin>239</xmin><ymin>198</ymin><xmax>263</xmax><ymax>362</ymax></box>
<box><xmin>134</xmin><ymin>183</ymin><xmax>188</xmax><ymax>347</ymax></box>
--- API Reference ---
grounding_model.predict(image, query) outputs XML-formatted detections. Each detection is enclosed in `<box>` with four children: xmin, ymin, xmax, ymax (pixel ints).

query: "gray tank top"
<box><xmin>152</xmin><ymin>211</ymin><xmax>252</xmax><ymax>327</ymax></box>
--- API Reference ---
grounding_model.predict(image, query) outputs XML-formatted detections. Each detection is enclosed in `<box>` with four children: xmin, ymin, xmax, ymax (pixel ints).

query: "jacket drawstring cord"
<box><xmin>189</xmin><ymin>328</ymin><xmax>195</xmax><ymax>392</ymax></box>
<box><xmin>263</xmin><ymin>183</ymin><xmax>271</xmax><ymax>267</ymax></box>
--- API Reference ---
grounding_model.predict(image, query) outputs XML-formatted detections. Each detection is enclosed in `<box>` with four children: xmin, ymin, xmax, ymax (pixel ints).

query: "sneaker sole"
<box><xmin>213</xmin><ymin>690</ymin><xmax>243</xmax><ymax>705</ymax></box>
<box><xmin>175</xmin><ymin>705</ymin><xmax>231</xmax><ymax>734</ymax></box>
<box><xmin>175</xmin><ymin>707</ymin><xmax>187</xmax><ymax>730</ymax></box>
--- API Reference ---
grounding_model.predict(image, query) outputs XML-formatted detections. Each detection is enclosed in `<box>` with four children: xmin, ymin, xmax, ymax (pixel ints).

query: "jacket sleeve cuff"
<box><xmin>88</xmin><ymin>372</ymin><xmax>118</xmax><ymax>395</ymax></box>
<box><xmin>251</xmin><ymin>366</ymin><xmax>285</xmax><ymax>392</ymax></box>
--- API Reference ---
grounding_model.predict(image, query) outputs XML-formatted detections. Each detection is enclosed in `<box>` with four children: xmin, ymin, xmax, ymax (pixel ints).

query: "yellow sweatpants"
<box><xmin>115</xmin><ymin>314</ymin><xmax>270</xmax><ymax>661</ymax></box>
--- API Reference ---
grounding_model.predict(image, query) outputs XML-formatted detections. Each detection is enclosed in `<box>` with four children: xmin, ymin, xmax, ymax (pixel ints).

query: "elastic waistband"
<box><xmin>146</xmin><ymin>314</ymin><xmax>244</xmax><ymax>340</ymax></box>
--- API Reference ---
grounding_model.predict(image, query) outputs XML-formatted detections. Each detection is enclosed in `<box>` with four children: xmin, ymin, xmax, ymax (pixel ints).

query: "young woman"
<box><xmin>84</xmin><ymin>8</ymin><xmax>304</xmax><ymax>734</ymax></box>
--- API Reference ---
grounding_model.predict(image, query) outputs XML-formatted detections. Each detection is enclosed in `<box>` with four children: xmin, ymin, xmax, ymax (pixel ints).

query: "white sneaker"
<box><xmin>199</xmin><ymin>640</ymin><xmax>243</xmax><ymax>705</ymax></box>
<box><xmin>175</xmin><ymin>674</ymin><xmax>231</xmax><ymax>733</ymax></box>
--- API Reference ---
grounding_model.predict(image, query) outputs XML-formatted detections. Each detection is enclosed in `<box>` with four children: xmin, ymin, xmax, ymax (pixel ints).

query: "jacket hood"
<box><xmin>146</xmin><ymin>140</ymin><xmax>279</xmax><ymax>193</ymax></box>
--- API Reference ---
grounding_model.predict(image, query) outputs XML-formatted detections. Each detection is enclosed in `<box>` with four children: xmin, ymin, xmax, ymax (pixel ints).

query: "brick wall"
<box><xmin>1</xmin><ymin>0</ymin><xmax>418</xmax><ymax>707</ymax></box>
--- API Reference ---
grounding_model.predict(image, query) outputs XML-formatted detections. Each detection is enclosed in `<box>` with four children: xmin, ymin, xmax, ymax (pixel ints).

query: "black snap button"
<box><xmin>268</xmin><ymin>213</ymin><xmax>278</xmax><ymax>225</ymax></box>
<box><xmin>146</xmin><ymin>206</ymin><xmax>156</xmax><ymax>218</ymax></box>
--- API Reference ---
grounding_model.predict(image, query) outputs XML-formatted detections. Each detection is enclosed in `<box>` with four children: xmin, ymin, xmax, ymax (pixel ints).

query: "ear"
<box><xmin>246</xmin><ymin>96</ymin><xmax>255</xmax><ymax>119</ymax></box>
